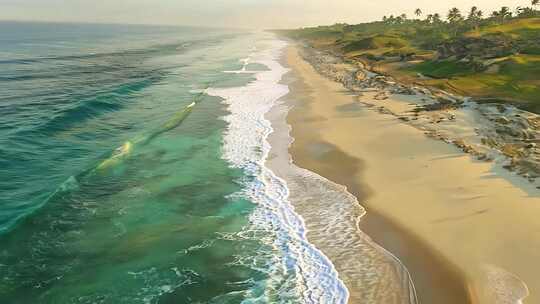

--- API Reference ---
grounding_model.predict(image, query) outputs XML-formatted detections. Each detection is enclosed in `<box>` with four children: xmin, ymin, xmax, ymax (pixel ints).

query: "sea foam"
<box><xmin>207</xmin><ymin>36</ymin><xmax>349</xmax><ymax>303</ymax></box>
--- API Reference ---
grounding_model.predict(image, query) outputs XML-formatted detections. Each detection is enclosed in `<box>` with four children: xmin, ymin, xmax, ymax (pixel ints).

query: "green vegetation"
<box><xmin>279</xmin><ymin>3</ymin><xmax>540</xmax><ymax>113</ymax></box>
<box><xmin>412</xmin><ymin>60</ymin><xmax>475</xmax><ymax>78</ymax></box>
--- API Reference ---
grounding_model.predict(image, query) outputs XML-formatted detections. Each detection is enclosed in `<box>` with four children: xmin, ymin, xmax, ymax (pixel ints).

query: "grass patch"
<box><xmin>449</xmin><ymin>55</ymin><xmax>540</xmax><ymax>109</ymax></box>
<box><xmin>408</xmin><ymin>60</ymin><xmax>475</xmax><ymax>78</ymax></box>
<box><xmin>342</xmin><ymin>35</ymin><xmax>410</xmax><ymax>52</ymax></box>
<box><xmin>402</xmin><ymin>54</ymin><xmax>540</xmax><ymax>112</ymax></box>
<box><xmin>468</xmin><ymin>18</ymin><xmax>540</xmax><ymax>36</ymax></box>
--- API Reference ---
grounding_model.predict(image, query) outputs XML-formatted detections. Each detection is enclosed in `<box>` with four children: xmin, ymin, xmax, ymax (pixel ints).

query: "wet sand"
<box><xmin>276</xmin><ymin>44</ymin><xmax>540</xmax><ymax>304</ymax></box>
<box><xmin>268</xmin><ymin>82</ymin><xmax>418</xmax><ymax>302</ymax></box>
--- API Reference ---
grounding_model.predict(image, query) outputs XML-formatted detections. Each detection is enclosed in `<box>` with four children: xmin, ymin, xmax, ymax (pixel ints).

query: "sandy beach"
<box><xmin>271</xmin><ymin>44</ymin><xmax>540</xmax><ymax>304</ymax></box>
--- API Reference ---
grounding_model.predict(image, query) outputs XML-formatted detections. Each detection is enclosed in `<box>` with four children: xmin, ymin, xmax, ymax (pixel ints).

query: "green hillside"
<box><xmin>279</xmin><ymin>6</ymin><xmax>540</xmax><ymax>113</ymax></box>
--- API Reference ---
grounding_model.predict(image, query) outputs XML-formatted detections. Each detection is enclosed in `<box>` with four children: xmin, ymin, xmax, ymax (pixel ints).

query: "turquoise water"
<box><xmin>0</xmin><ymin>22</ymin><xmax>265</xmax><ymax>303</ymax></box>
<box><xmin>0</xmin><ymin>22</ymin><xmax>348</xmax><ymax>303</ymax></box>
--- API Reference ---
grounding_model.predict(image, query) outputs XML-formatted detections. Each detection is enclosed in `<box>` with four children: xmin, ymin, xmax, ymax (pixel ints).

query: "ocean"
<box><xmin>0</xmin><ymin>22</ymin><xmax>347</xmax><ymax>303</ymax></box>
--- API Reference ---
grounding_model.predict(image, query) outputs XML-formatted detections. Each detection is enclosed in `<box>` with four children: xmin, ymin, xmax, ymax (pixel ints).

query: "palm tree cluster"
<box><xmin>382</xmin><ymin>13</ymin><xmax>408</xmax><ymax>24</ymax></box>
<box><xmin>491</xmin><ymin>6</ymin><xmax>512</xmax><ymax>23</ymax></box>
<box><xmin>381</xmin><ymin>1</ymin><xmax>539</xmax><ymax>26</ymax></box>
<box><xmin>447</xmin><ymin>7</ymin><xmax>463</xmax><ymax>23</ymax></box>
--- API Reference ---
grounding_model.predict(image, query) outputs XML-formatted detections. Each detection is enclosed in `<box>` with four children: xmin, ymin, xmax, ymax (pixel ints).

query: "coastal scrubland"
<box><xmin>280</xmin><ymin>4</ymin><xmax>540</xmax><ymax>113</ymax></box>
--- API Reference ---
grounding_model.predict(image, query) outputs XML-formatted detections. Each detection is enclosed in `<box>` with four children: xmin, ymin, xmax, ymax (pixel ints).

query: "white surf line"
<box><xmin>269</xmin><ymin>100</ymin><xmax>418</xmax><ymax>303</ymax></box>
<box><xmin>207</xmin><ymin>35</ymin><xmax>349</xmax><ymax>303</ymax></box>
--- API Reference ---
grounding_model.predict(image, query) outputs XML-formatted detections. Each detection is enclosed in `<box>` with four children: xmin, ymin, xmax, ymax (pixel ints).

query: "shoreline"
<box><xmin>270</xmin><ymin>44</ymin><xmax>469</xmax><ymax>304</ymax></box>
<box><xmin>209</xmin><ymin>37</ymin><xmax>350</xmax><ymax>302</ymax></box>
<box><xmin>297</xmin><ymin>44</ymin><xmax>540</xmax><ymax>190</ymax></box>
<box><xmin>276</xmin><ymin>42</ymin><xmax>540</xmax><ymax>304</ymax></box>
<box><xmin>268</xmin><ymin>52</ymin><xmax>418</xmax><ymax>303</ymax></box>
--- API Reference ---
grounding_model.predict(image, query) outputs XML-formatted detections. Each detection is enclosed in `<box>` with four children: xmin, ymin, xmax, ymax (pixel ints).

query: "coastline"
<box><xmin>273</xmin><ymin>42</ymin><xmax>540</xmax><ymax>303</ymax></box>
<box><xmin>267</xmin><ymin>54</ymin><xmax>418</xmax><ymax>303</ymax></box>
<box><xmin>208</xmin><ymin>36</ymin><xmax>350</xmax><ymax>302</ymax></box>
<box><xmin>296</xmin><ymin>44</ymin><xmax>540</xmax><ymax>189</ymax></box>
<box><xmin>269</xmin><ymin>44</ymin><xmax>468</xmax><ymax>304</ymax></box>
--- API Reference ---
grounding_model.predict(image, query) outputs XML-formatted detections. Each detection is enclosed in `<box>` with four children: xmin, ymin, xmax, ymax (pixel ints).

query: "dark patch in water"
<box><xmin>245</xmin><ymin>63</ymin><xmax>270</xmax><ymax>71</ymax></box>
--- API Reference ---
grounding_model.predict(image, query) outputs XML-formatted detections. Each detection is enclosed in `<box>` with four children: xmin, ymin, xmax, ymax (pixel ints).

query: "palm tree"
<box><xmin>447</xmin><ymin>8</ymin><xmax>463</xmax><ymax>37</ymax></box>
<box><xmin>497</xmin><ymin>6</ymin><xmax>512</xmax><ymax>23</ymax></box>
<box><xmin>468</xmin><ymin>6</ymin><xmax>479</xmax><ymax>19</ymax></box>
<box><xmin>415</xmin><ymin>8</ymin><xmax>423</xmax><ymax>18</ymax></box>
<box><xmin>447</xmin><ymin>7</ymin><xmax>463</xmax><ymax>23</ymax></box>
<box><xmin>533</xmin><ymin>0</ymin><xmax>539</xmax><ymax>9</ymax></box>
<box><xmin>517</xmin><ymin>6</ymin><xmax>535</xmax><ymax>17</ymax></box>
<box><xmin>400</xmin><ymin>13</ymin><xmax>408</xmax><ymax>20</ymax></box>
<box><xmin>432</xmin><ymin>13</ymin><xmax>442</xmax><ymax>24</ymax></box>
<box><xmin>468</xmin><ymin>6</ymin><xmax>483</xmax><ymax>30</ymax></box>
<box><xmin>425</xmin><ymin>14</ymin><xmax>434</xmax><ymax>23</ymax></box>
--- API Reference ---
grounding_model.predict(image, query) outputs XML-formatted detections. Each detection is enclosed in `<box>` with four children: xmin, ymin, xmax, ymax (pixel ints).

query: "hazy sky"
<box><xmin>0</xmin><ymin>0</ymin><xmax>533</xmax><ymax>29</ymax></box>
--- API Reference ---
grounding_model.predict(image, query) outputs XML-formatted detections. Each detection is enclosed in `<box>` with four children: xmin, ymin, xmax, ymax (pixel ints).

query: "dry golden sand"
<box><xmin>283</xmin><ymin>45</ymin><xmax>540</xmax><ymax>304</ymax></box>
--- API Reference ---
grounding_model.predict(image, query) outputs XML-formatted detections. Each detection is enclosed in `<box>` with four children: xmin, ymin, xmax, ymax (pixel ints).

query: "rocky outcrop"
<box><xmin>436</xmin><ymin>37</ymin><xmax>516</xmax><ymax>60</ymax></box>
<box><xmin>297</xmin><ymin>43</ymin><xmax>540</xmax><ymax>186</ymax></box>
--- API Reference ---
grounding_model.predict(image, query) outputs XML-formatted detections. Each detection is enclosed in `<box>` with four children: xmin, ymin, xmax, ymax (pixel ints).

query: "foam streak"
<box><xmin>207</xmin><ymin>36</ymin><xmax>349</xmax><ymax>303</ymax></box>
